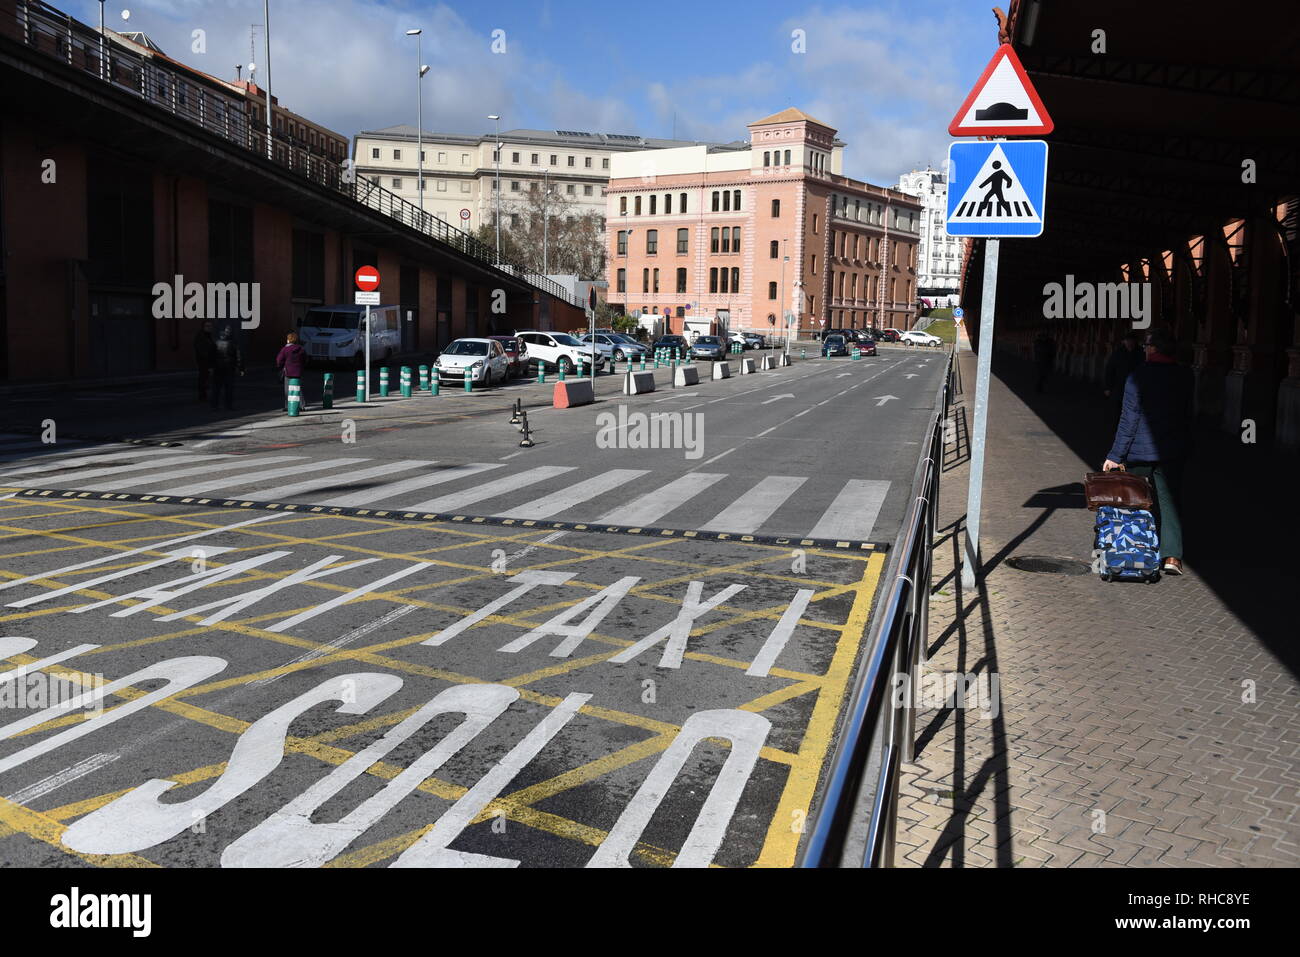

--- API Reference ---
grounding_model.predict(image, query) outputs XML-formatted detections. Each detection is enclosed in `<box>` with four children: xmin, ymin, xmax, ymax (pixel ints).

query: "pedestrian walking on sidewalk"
<box><xmin>1102</xmin><ymin>329</ymin><xmax>1194</xmax><ymax>576</ymax></box>
<box><xmin>275</xmin><ymin>331</ymin><xmax>308</xmax><ymax>412</ymax></box>
<box><xmin>210</xmin><ymin>324</ymin><xmax>244</xmax><ymax>411</ymax></box>
<box><xmin>193</xmin><ymin>320</ymin><xmax>216</xmax><ymax>402</ymax></box>
<box><xmin>1103</xmin><ymin>331</ymin><xmax>1144</xmax><ymax>427</ymax></box>
<box><xmin>1033</xmin><ymin>330</ymin><xmax>1057</xmax><ymax>393</ymax></box>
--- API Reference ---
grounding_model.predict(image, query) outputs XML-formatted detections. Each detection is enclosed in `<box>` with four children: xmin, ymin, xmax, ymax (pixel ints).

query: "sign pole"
<box><xmin>364</xmin><ymin>304</ymin><xmax>372</xmax><ymax>401</ymax></box>
<box><xmin>960</xmin><ymin>237</ymin><xmax>998</xmax><ymax>589</ymax></box>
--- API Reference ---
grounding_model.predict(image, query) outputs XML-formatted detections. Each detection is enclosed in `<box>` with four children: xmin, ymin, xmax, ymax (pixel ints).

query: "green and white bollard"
<box><xmin>464</xmin><ymin>371</ymin><xmax>473</xmax><ymax>392</ymax></box>
<box><xmin>379</xmin><ymin>366</ymin><xmax>390</xmax><ymax>397</ymax></box>
<box><xmin>576</xmin><ymin>355</ymin><xmax>584</xmax><ymax>378</ymax></box>
<box><xmin>418</xmin><ymin>365</ymin><xmax>429</xmax><ymax>392</ymax></box>
<box><xmin>801</xmin><ymin>348</ymin><xmax>806</xmax><ymax>360</ymax></box>
<box><xmin>322</xmin><ymin>373</ymin><xmax>333</xmax><ymax>409</ymax></box>
<box><xmin>558</xmin><ymin>363</ymin><xmax>566</xmax><ymax>382</ymax></box>
<box><xmin>355</xmin><ymin>371</ymin><xmax>366</xmax><ymax>403</ymax></box>
<box><xmin>430</xmin><ymin>375</ymin><xmax>439</xmax><ymax>395</ymax></box>
<box><xmin>640</xmin><ymin>354</ymin><xmax>646</xmax><ymax>371</ymax></box>
<box><xmin>852</xmin><ymin>347</ymin><xmax>861</xmax><ymax>360</ymax></box>
<box><xmin>286</xmin><ymin>377</ymin><xmax>302</xmax><ymax>416</ymax></box>
<box><xmin>400</xmin><ymin>366</ymin><xmax>412</xmax><ymax>398</ymax></box>
<box><xmin>537</xmin><ymin>365</ymin><xmax>546</xmax><ymax>384</ymax></box>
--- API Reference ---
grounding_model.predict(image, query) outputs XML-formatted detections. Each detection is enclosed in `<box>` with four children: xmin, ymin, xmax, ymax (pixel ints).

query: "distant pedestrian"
<box><xmin>1033</xmin><ymin>330</ymin><xmax>1057</xmax><ymax>393</ymax></box>
<box><xmin>275</xmin><ymin>331</ymin><xmax>308</xmax><ymax>412</ymax></box>
<box><xmin>193</xmin><ymin>320</ymin><xmax>216</xmax><ymax>402</ymax></box>
<box><xmin>1102</xmin><ymin>329</ymin><xmax>1194</xmax><ymax>576</ymax></box>
<box><xmin>210</xmin><ymin>325</ymin><xmax>244</xmax><ymax>411</ymax></box>
<box><xmin>1102</xmin><ymin>331</ymin><xmax>1144</xmax><ymax>426</ymax></box>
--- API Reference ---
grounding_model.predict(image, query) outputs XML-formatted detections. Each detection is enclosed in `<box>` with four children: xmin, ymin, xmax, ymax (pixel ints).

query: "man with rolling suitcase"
<box><xmin>1101</xmin><ymin>329</ymin><xmax>1194</xmax><ymax>576</ymax></box>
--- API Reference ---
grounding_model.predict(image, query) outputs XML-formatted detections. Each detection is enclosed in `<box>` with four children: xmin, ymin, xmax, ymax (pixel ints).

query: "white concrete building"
<box><xmin>896</xmin><ymin>165</ymin><xmax>962</xmax><ymax>307</ymax></box>
<box><xmin>353</xmin><ymin>126</ymin><xmax>716</xmax><ymax>237</ymax></box>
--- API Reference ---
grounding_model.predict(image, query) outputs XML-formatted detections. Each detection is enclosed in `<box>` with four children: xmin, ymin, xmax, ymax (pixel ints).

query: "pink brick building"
<box><xmin>604</xmin><ymin>109</ymin><xmax>923</xmax><ymax>338</ymax></box>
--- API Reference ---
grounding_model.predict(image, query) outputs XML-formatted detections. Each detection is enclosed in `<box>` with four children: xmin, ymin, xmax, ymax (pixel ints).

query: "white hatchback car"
<box><xmin>436</xmin><ymin>338</ymin><xmax>509</xmax><ymax>388</ymax></box>
<box><xmin>515</xmin><ymin>330</ymin><xmax>605</xmax><ymax>374</ymax></box>
<box><xmin>900</xmin><ymin>330</ymin><xmax>942</xmax><ymax>347</ymax></box>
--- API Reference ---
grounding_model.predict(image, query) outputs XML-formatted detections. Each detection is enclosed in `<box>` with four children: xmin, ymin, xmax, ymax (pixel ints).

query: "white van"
<box><xmin>299</xmin><ymin>304</ymin><xmax>402</xmax><ymax>367</ymax></box>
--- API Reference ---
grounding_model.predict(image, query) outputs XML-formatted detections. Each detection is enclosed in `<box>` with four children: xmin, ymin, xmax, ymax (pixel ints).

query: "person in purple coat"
<box><xmin>275</xmin><ymin>331</ymin><xmax>308</xmax><ymax>411</ymax></box>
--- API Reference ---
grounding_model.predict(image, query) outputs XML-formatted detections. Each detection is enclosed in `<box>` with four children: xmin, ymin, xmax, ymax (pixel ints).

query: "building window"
<box><xmin>680</xmin><ymin>192</ymin><xmax>687</xmax><ymax>212</ymax></box>
<box><xmin>768</xmin><ymin>281</ymin><xmax>778</xmax><ymax>300</ymax></box>
<box><xmin>584</xmin><ymin>185</ymin><xmax>593</xmax><ymax>196</ymax></box>
<box><xmin>635</xmin><ymin>195</ymin><xmax>642</xmax><ymax>215</ymax></box>
<box><xmin>676</xmin><ymin>267</ymin><xmax>687</xmax><ymax>293</ymax></box>
<box><xmin>711</xmin><ymin>227</ymin><xmax>720</xmax><ymax>253</ymax></box>
<box><xmin>531</xmin><ymin>153</ymin><xmax>539</xmax><ymax>164</ymax></box>
<box><xmin>617</xmin><ymin>230</ymin><xmax>628</xmax><ymax>255</ymax></box>
<box><xmin>393</xmin><ymin>149</ymin><xmax>401</xmax><ymax>160</ymax></box>
<box><xmin>733</xmin><ymin>190</ymin><xmax>741</xmax><ymax>210</ymax></box>
<box><xmin>510</xmin><ymin>181</ymin><xmax>520</xmax><ymax>191</ymax></box>
<box><xmin>665</xmin><ymin>194</ymin><xmax>672</xmax><ymax>215</ymax></box>
<box><xmin>709</xmin><ymin>268</ymin><xmax>719</xmax><ymax>293</ymax></box>
<box><xmin>550</xmin><ymin>154</ymin><xmax>558</xmax><ymax>165</ymax></box>
<box><xmin>763</xmin><ymin>151</ymin><xmax>770</xmax><ymax>166</ymax></box>
<box><xmin>646</xmin><ymin>229</ymin><xmax>658</xmax><ymax>254</ymax></box>
<box><xmin>784</xmin><ymin>149</ymin><xmax>791</xmax><ymax>165</ymax></box>
<box><xmin>771</xmin><ymin>198</ymin><xmax>780</xmax><ymax>217</ymax></box>
<box><xmin>585</xmin><ymin>156</ymin><xmax>592</xmax><ymax>168</ymax></box>
<box><xmin>721</xmin><ymin>229</ymin><xmax>730</xmax><ymax>254</ymax></box>
<box><xmin>720</xmin><ymin>268</ymin><xmax>729</xmax><ymax>294</ymax></box>
<box><xmin>511</xmin><ymin>214</ymin><xmax>520</xmax><ymax>227</ymax></box>
<box><xmin>620</xmin><ymin>196</ymin><xmax>627</xmax><ymax>215</ymax></box>
<box><xmin>643</xmin><ymin>268</ymin><xmax>650</xmax><ymax>293</ymax></box>
<box><xmin>731</xmin><ymin>267</ymin><xmax>739</xmax><ymax>291</ymax></box>
<box><xmin>731</xmin><ymin>227</ymin><xmax>741</xmax><ymax>252</ymax></box>
<box><xmin>770</xmin><ymin>240</ymin><xmax>779</xmax><ymax>259</ymax></box>
<box><xmin>437</xmin><ymin>180</ymin><xmax>447</xmax><ymax>191</ymax></box>
<box><xmin>567</xmin><ymin>155</ymin><xmax>575</xmax><ymax>167</ymax></box>
<box><xmin>811</xmin><ymin>254</ymin><xmax>817</xmax><ymax>275</ymax></box>
<box><xmin>722</xmin><ymin>191</ymin><xmax>731</xmax><ymax>212</ymax></box>
<box><xmin>512</xmin><ymin>152</ymin><xmax>520</xmax><ymax>163</ymax></box>
<box><xmin>813</xmin><ymin>213</ymin><xmax>819</xmax><ymax>234</ymax></box>
<box><xmin>371</xmin><ymin>147</ymin><xmax>380</xmax><ymax>159</ymax></box>
<box><xmin>530</xmin><ymin>182</ymin><xmax>538</xmax><ymax>193</ymax></box>
<box><xmin>711</xmin><ymin>191</ymin><xmax>720</xmax><ymax>212</ymax></box>
<box><xmin>392</xmin><ymin>177</ymin><xmax>403</xmax><ymax>189</ymax></box>
<box><xmin>649</xmin><ymin>195</ymin><xmax>657</xmax><ymax>215</ymax></box>
<box><xmin>677</xmin><ymin>228</ymin><xmax>689</xmax><ymax>254</ymax></box>
<box><xmin>492</xmin><ymin>150</ymin><xmax>499</xmax><ymax>162</ymax></box>
<box><xmin>566</xmin><ymin>184</ymin><xmax>575</xmax><ymax>195</ymax></box>
<box><xmin>617</xmin><ymin>268</ymin><xmax>626</xmax><ymax>293</ymax></box>
<box><xmin>653</xmin><ymin>268</ymin><xmax>660</xmax><ymax>293</ymax></box>
<box><xmin>602</xmin><ymin>158</ymin><xmax>610</xmax><ymax>169</ymax></box>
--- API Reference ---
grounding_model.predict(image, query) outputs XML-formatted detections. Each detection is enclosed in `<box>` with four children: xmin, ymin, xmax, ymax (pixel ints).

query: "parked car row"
<box><xmin>820</xmin><ymin>334</ymin><xmax>877</xmax><ymax>358</ymax></box>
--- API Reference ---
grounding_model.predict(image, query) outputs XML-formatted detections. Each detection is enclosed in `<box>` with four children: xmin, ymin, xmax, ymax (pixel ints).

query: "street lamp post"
<box><xmin>780</xmin><ymin>240</ymin><xmax>790</xmax><ymax>355</ymax></box>
<box><xmin>97</xmin><ymin>1</ymin><xmax>105</xmax><ymax>81</ymax></box>
<box><xmin>488</xmin><ymin>114</ymin><xmax>501</xmax><ymax>256</ymax></box>
<box><xmin>542</xmin><ymin>168</ymin><xmax>550</xmax><ymax>274</ymax></box>
<box><xmin>406</xmin><ymin>30</ymin><xmax>427</xmax><ymax>221</ymax></box>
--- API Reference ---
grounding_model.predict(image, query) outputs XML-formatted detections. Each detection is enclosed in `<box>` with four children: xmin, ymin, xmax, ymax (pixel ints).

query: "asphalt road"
<box><xmin>0</xmin><ymin>346</ymin><xmax>948</xmax><ymax>867</ymax></box>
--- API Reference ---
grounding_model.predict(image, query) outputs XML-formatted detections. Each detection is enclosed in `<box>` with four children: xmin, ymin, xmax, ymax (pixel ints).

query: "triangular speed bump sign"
<box><xmin>949</xmin><ymin>43</ymin><xmax>1053</xmax><ymax>136</ymax></box>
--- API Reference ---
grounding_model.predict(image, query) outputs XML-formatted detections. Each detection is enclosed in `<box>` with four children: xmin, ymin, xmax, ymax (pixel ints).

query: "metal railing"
<box><xmin>10</xmin><ymin>0</ymin><xmax>582</xmax><ymax>309</ymax></box>
<box><xmin>800</xmin><ymin>346</ymin><xmax>953</xmax><ymax>867</ymax></box>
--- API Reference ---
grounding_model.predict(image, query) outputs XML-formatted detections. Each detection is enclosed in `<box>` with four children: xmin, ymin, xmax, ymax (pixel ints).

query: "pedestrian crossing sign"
<box><xmin>945</xmin><ymin>140</ymin><xmax>1048</xmax><ymax>238</ymax></box>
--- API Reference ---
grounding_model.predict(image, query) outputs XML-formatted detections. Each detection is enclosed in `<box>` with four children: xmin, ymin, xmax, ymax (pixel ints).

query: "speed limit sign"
<box><xmin>459</xmin><ymin>209</ymin><xmax>471</xmax><ymax>221</ymax></box>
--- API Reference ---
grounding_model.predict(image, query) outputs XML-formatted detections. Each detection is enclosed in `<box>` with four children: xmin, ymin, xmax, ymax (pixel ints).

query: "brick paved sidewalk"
<box><xmin>895</xmin><ymin>339</ymin><xmax>1300</xmax><ymax>867</ymax></box>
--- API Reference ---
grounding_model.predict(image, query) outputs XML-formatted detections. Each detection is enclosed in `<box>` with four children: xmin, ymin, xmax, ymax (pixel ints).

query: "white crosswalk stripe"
<box><xmin>75</xmin><ymin>456</ymin><xmax>307</xmax><ymax>492</ymax></box>
<box><xmin>403</xmin><ymin>466</ymin><xmax>575</xmax><ymax>513</ymax></box>
<box><xmin>317</xmin><ymin>463</ymin><xmax>502</xmax><ymax>507</ymax></box>
<box><xmin>247</xmin><ymin>460</ymin><xmax>434</xmax><ymax>501</ymax></box>
<box><xmin>806</xmin><ymin>480</ymin><xmax>891</xmax><ymax>541</ymax></box>
<box><xmin>598</xmin><ymin>472</ymin><xmax>727</xmax><ymax>527</ymax></box>
<box><xmin>0</xmin><ymin>447</ymin><xmax>186</xmax><ymax>474</ymax></box>
<box><xmin>0</xmin><ymin>449</ymin><xmax>895</xmax><ymax>542</ymax></box>
<box><xmin>699</xmin><ymin>476</ymin><xmax>807</xmax><ymax>534</ymax></box>
<box><xmin>158</xmin><ymin>458</ymin><xmax>370</xmax><ymax>497</ymax></box>
<box><xmin>496</xmin><ymin>469</ymin><xmax>648</xmax><ymax>520</ymax></box>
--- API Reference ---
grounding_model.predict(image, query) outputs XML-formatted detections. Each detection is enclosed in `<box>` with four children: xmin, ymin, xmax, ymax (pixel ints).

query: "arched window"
<box><xmin>731</xmin><ymin>267</ymin><xmax>739</xmax><ymax>291</ymax></box>
<box><xmin>733</xmin><ymin>190</ymin><xmax>741</xmax><ymax>210</ymax></box>
<box><xmin>711</xmin><ymin>227</ymin><xmax>720</xmax><ymax>253</ymax></box>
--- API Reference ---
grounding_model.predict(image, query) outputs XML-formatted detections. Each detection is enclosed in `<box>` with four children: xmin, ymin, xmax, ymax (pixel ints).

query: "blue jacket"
<box><xmin>1106</xmin><ymin>359</ymin><xmax>1194</xmax><ymax>464</ymax></box>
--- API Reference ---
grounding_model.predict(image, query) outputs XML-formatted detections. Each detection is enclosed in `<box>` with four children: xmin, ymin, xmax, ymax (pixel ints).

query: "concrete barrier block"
<box><xmin>778</xmin><ymin>353</ymin><xmax>791</xmax><ymax>367</ymax></box>
<box><xmin>553</xmin><ymin>379</ymin><xmax>595</xmax><ymax>408</ymax></box>
<box><xmin>760</xmin><ymin>354</ymin><xmax>775</xmax><ymax>370</ymax></box>
<box><xmin>713</xmin><ymin>362</ymin><xmax>732</xmax><ymax>380</ymax></box>
<box><xmin>739</xmin><ymin>357</ymin><xmax>757</xmax><ymax>374</ymax></box>
<box><xmin>623</xmin><ymin>370</ymin><xmax>656</xmax><ymax>395</ymax></box>
<box><xmin>674</xmin><ymin>364</ymin><xmax>700</xmax><ymax>387</ymax></box>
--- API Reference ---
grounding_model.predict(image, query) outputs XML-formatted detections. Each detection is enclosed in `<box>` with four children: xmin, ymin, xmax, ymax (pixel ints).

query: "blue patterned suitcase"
<box><xmin>1092</xmin><ymin>506</ymin><xmax>1161</xmax><ymax>583</ymax></box>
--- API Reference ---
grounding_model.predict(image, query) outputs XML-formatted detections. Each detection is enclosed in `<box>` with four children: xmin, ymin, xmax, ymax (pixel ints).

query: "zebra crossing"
<box><xmin>0</xmin><ymin>440</ymin><xmax>894</xmax><ymax>544</ymax></box>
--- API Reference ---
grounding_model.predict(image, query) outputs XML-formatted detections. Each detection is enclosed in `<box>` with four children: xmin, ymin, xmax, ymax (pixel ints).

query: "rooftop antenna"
<box><xmin>249</xmin><ymin>25</ymin><xmax>258</xmax><ymax>82</ymax></box>
<box><xmin>235</xmin><ymin>64</ymin><xmax>243</xmax><ymax>81</ymax></box>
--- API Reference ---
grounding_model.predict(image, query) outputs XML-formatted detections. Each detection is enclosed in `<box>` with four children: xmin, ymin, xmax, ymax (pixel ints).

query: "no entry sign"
<box><xmin>355</xmin><ymin>266</ymin><xmax>381</xmax><ymax>291</ymax></box>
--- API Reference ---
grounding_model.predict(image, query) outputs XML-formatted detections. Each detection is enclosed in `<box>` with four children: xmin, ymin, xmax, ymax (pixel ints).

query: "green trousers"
<box><xmin>1127</xmin><ymin>461</ymin><xmax>1185</xmax><ymax>560</ymax></box>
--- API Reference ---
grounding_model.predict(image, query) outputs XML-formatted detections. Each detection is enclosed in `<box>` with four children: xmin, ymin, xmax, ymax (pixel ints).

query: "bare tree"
<box><xmin>492</xmin><ymin>185</ymin><xmax>606</xmax><ymax>280</ymax></box>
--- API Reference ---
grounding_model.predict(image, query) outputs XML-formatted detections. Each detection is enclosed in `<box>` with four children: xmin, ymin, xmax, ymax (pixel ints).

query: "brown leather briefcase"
<box><xmin>1083</xmin><ymin>467</ymin><xmax>1154</xmax><ymax>510</ymax></box>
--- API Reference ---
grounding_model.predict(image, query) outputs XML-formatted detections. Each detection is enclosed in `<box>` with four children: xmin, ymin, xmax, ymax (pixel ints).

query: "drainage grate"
<box><xmin>1007</xmin><ymin>555</ymin><xmax>1092</xmax><ymax>575</ymax></box>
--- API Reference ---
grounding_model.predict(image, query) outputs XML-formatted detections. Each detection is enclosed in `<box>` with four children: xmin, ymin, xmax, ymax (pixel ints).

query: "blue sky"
<box><xmin>75</xmin><ymin>0</ymin><xmax>998</xmax><ymax>184</ymax></box>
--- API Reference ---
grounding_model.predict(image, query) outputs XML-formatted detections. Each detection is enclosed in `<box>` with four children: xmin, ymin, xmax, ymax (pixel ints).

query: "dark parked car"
<box><xmin>652</xmin><ymin>335</ymin><xmax>691</xmax><ymax>358</ymax></box>
<box><xmin>855</xmin><ymin>337</ymin><xmax>878</xmax><ymax>356</ymax></box>
<box><xmin>743</xmin><ymin>332</ymin><xmax>766</xmax><ymax>349</ymax></box>
<box><xmin>876</xmin><ymin>329</ymin><xmax>902</xmax><ymax>343</ymax></box>
<box><xmin>487</xmin><ymin>335</ymin><xmax>528</xmax><ymax>377</ymax></box>
<box><xmin>691</xmin><ymin>335</ymin><xmax>727</xmax><ymax>360</ymax></box>
<box><xmin>822</xmin><ymin>334</ymin><xmax>849</xmax><ymax>358</ymax></box>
